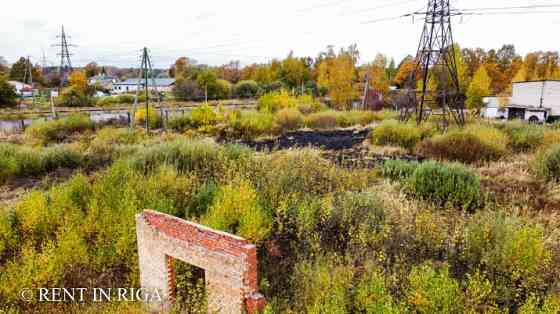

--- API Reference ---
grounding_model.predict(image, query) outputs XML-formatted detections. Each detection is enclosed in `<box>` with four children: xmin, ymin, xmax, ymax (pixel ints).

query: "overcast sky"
<box><xmin>1</xmin><ymin>0</ymin><xmax>559</xmax><ymax>68</ymax></box>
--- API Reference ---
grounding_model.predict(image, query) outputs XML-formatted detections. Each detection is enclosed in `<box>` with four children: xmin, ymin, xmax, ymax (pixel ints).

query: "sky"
<box><xmin>1</xmin><ymin>0</ymin><xmax>560</xmax><ymax>68</ymax></box>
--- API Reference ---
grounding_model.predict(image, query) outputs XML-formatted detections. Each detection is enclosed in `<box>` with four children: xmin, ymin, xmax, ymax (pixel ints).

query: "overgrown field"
<box><xmin>1</xmin><ymin>96</ymin><xmax>560</xmax><ymax>313</ymax></box>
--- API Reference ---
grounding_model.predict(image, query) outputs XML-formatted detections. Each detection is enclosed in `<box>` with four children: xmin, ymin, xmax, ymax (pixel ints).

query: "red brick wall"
<box><xmin>142</xmin><ymin>210</ymin><xmax>266</xmax><ymax>313</ymax></box>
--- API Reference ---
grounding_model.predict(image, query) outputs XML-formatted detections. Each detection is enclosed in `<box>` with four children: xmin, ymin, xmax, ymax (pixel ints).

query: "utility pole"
<box><xmin>403</xmin><ymin>0</ymin><xmax>465</xmax><ymax>126</ymax></box>
<box><xmin>362</xmin><ymin>73</ymin><xmax>370</xmax><ymax>110</ymax></box>
<box><xmin>52</xmin><ymin>25</ymin><xmax>75</xmax><ymax>88</ymax></box>
<box><xmin>132</xmin><ymin>47</ymin><xmax>161</xmax><ymax>133</ymax></box>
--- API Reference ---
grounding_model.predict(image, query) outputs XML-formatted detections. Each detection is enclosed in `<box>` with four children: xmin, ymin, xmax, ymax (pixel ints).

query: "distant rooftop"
<box><xmin>115</xmin><ymin>78</ymin><xmax>175</xmax><ymax>86</ymax></box>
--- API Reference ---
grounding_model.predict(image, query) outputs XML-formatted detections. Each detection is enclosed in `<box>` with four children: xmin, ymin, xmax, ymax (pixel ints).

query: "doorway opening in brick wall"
<box><xmin>168</xmin><ymin>256</ymin><xmax>207</xmax><ymax>313</ymax></box>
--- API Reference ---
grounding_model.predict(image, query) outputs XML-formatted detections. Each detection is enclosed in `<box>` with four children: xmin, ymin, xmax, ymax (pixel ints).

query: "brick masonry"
<box><xmin>136</xmin><ymin>209</ymin><xmax>266</xmax><ymax>314</ymax></box>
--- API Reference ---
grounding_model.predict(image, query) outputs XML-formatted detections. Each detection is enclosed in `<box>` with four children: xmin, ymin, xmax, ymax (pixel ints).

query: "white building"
<box><xmin>482</xmin><ymin>80</ymin><xmax>560</xmax><ymax>122</ymax></box>
<box><xmin>112</xmin><ymin>78</ymin><xmax>175</xmax><ymax>94</ymax></box>
<box><xmin>7</xmin><ymin>81</ymin><xmax>33</xmax><ymax>97</ymax></box>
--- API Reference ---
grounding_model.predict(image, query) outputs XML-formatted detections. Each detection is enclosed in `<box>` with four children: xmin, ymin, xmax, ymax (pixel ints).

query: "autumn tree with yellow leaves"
<box><xmin>466</xmin><ymin>65</ymin><xmax>492</xmax><ymax>110</ymax></box>
<box><xmin>317</xmin><ymin>46</ymin><xmax>357</xmax><ymax>110</ymax></box>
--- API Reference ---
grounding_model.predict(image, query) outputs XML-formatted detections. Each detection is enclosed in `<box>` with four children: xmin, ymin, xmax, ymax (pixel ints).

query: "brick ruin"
<box><xmin>136</xmin><ymin>210</ymin><xmax>266</xmax><ymax>313</ymax></box>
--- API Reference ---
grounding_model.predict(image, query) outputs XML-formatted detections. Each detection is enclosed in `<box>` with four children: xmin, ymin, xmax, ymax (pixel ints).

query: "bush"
<box><xmin>293</xmin><ymin>256</ymin><xmax>354</xmax><ymax>314</ymax></box>
<box><xmin>336</xmin><ymin>111</ymin><xmax>377</xmax><ymax>127</ymax></box>
<box><xmin>25</xmin><ymin>115</ymin><xmax>94</xmax><ymax>143</ymax></box>
<box><xmin>406</xmin><ymin>263</ymin><xmax>463</xmax><ymax>314</ymax></box>
<box><xmin>167</xmin><ymin>114</ymin><xmax>194</xmax><ymax>132</ymax></box>
<box><xmin>371</xmin><ymin>120</ymin><xmax>422</xmax><ymax>150</ymax></box>
<box><xmin>229</xmin><ymin>111</ymin><xmax>277</xmax><ymax>139</ymax></box>
<box><xmin>87</xmin><ymin>127</ymin><xmax>145</xmax><ymax>164</ymax></box>
<box><xmin>233</xmin><ymin>80</ymin><xmax>259</xmax><ymax>98</ymax></box>
<box><xmin>191</xmin><ymin>104</ymin><xmax>218</xmax><ymax>127</ymax></box>
<box><xmin>464</xmin><ymin>212</ymin><xmax>551</xmax><ymax>306</ymax></box>
<box><xmin>295</xmin><ymin>95</ymin><xmax>325</xmax><ymax>114</ymax></box>
<box><xmin>130</xmin><ymin>139</ymin><xmax>250</xmax><ymax>181</ymax></box>
<box><xmin>407</xmin><ymin>161</ymin><xmax>482</xmax><ymax>210</ymax></box>
<box><xmin>502</xmin><ymin>122</ymin><xmax>545</xmax><ymax>152</ymax></box>
<box><xmin>381</xmin><ymin>159</ymin><xmax>419</xmax><ymax>182</ymax></box>
<box><xmin>354</xmin><ymin>264</ymin><xmax>402</xmax><ymax>313</ymax></box>
<box><xmin>257</xmin><ymin>91</ymin><xmax>297</xmax><ymax>113</ymax></box>
<box><xmin>215</xmin><ymin>79</ymin><xmax>232</xmax><ymax>99</ymax></box>
<box><xmin>416</xmin><ymin>131</ymin><xmax>505</xmax><ymax>164</ymax></box>
<box><xmin>202</xmin><ymin>180</ymin><xmax>271</xmax><ymax>242</ymax></box>
<box><xmin>274</xmin><ymin>108</ymin><xmax>303</xmax><ymax>131</ymax></box>
<box><xmin>534</xmin><ymin>144</ymin><xmax>560</xmax><ymax>183</ymax></box>
<box><xmin>134</xmin><ymin>106</ymin><xmax>161</xmax><ymax>129</ymax></box>
<box><xmin>304</xmin><ymin>111</ymin><xmax>339</xmax><ymax>129</ymax></box>
<box><xmin>0</xmin><ymin>143</ymin><xmax>85</xmax><ymax>184</ymax></box>
<box><xmin>58</xmin><ymin>86</ymin><xmax>94</xmax><ymax>107</ymax></box>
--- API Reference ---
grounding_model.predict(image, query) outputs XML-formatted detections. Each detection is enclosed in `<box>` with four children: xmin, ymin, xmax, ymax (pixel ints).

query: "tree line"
<box><xmin>1</xmin><ymin>44</ymin><xmax>560</xmax><ymax>108</ymax></box>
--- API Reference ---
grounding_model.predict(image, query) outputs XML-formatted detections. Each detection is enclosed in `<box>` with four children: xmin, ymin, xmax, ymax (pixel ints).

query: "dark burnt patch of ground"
<box><xmin>239</xmin><ymin>129</ymin><xmax>372</xmax><ymax>151</ymax></box>
<box><xmin>234</xmin><ymin>129</ymin><xmax>422</xmax><ymax>168</ymax></box>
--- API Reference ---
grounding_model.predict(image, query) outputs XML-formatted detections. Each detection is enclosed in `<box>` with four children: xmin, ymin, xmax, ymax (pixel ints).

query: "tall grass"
<box><xmin>25</xmin><ymin>115</ymin><xmax>94</xmax><ymax>144</ymax></box>
<box><xmin>370</xmin><ymin>120</ymin><xmax>423</xmax><ymax>150</ymax></box>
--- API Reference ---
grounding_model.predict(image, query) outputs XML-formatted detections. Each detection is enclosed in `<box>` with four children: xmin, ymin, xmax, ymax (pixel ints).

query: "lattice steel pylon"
<box><xmin>131</xmin><ymin>47</ymin><xmax>161</xmax><ymax>132</ymax></box>
<box><xmin>52</xmin><ymin>25</ymin><xmax>75</xmax><ymax>88</ymax></box>
<box><xmin>405</xmin><ymin>0</ymin><xmax>466</xmax><ymax>126</ymax></box>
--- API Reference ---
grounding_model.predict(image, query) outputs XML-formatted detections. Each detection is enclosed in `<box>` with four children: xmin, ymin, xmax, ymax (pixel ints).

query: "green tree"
<box><xmin>279</xmin><ymin>52</ymin><xmax>311</xmax><ymax>91</ymax></box>
<box><xmin>9</xmin><ymin>57</ymin><xmax>27</xmax><ymax>82</ymax></box>
<box><xmin>0</xmin><ymin>75</ymin><xmax>18</xmax><ymax>107</ymax></box>
<box><xmin>466</xmin><ymin>65</ymin><xmax>491</xmax><ymax>110</ymax></box>
<box><xmin>196</xmin><ymin>69</ymin><xmax>217</xmax><ymax>102</ymax></box>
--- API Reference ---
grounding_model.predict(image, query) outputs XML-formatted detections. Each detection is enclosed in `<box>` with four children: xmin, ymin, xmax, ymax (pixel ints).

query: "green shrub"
<box><xmin>336</xmin><ymin>110</ymin><xmax>377</xmax><ymax>127</ymax></box>
<box><xmin>304</xmin><ymin>111</ymin><xmax>339</xmax><ymax>129</ymax></box>
<box><xmin>354</xmin><ymin>264</ymin><xmax>402</xmax><ymax>314</ymax></box>
<box><xmin>464</xmin><ymin>212</ymin><xmax>551</xmax><ymax>305</ymax></box>
<box><xmin>293</xmin><ymin>256</ymin><xmax>354</xmax><ymax>314</ymax></box>
<box><xmin>416</xmin><ymin>131</ymin><xmax>505</xmax><ymax>164</ymax></box>
<box><xmin>274</xmin><ymin>108</ymin><xmax>303</xmax><ymax>131</ymax></box>
<box><xmin>233</xmin><ymin>80</ymin><xmax>259</xmax><ymax>98</ymax></box>
<box><xmin>534</xmin><ymin>144</ymin><xmax>560</xmax><ymax>183</ymax></box>
<box><xmin>130</xmin><ymin>139</ymin><xmax>250</xmax><ymax>181</ymax></box>
<box><xmin>406</xmin><ymin>263</ymin><xmax>463</xmax><ymax>314</ymax></box>
<box><xmin>519</xmin><ymin>294</ymin><xmax>560</xmax><ymax>314</ymax></box>
<box><xmin>381</xmin><ymin>159</ymin><xmax>419</xmax><ymax>182</ymax></box>
<box><xmin>191</xmin><ymin>103</ymin><xmax>218</xmax><ymax>127</ymax></box>
<box><xmin>371</xmin><ymin>120</ymin><xmax>422</xmax><ymax>150</ymax></box>
<box><xmin>167</xmin><ymin>114</ymin><xmax>194</xmax><ymax>132</ymax></box>
<box><xmin>257</xmin><ymin>91</ymin><xmax>297</xmax><ymax>113</ymax></box>
<box><xmin>502</xmin><ymin>122</ymin><xmax>545</xmax><ymax>152</ymax></box>
<box><xmin>407</xmin><ymin>161</ymin><xmax>482</xmax><ymax>210</ymax></box>
<box><xmin>0</xmin><ymin>143</ymin><xmax>85</xmax><ymax>184</ymax></box>
<box><xmin>134</xmin><ymin>106</ymin><xmax>161</xmax><ymax>129</ymax></box>
<box><xmin>215</xmin><ymin>79</ymin><xmax>232</xmax><ymax>99</ymax></box>
<box><xmin>39</xmin><ymin>145</ymin><xmax>83</xmax><ymax>173</ymax></box>
<box><xmin>229</xmin><ymin>111</ymin><xmax>277</xmax><ymax>139</ymax></box>
<box><xmin>202</xmin><ymin>180</ymin><xmax>271</xmax><ymax>242</ymax></box>
<box><xmin>296</xmin><ymin>95</ymin><xmax>325</xmax><ymax>114</ymax></box>
<box><xmin>25</xmin><ymin>115</ymin><xmax>94</xmax><ymax>143</ymax></box>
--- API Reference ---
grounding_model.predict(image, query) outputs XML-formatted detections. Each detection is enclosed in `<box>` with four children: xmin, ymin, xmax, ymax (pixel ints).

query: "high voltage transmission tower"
<box><xmin>132</xmin><ymin>47</ymin><xmax>161</xmax><ymax>132</ymax></box>
<box><xmin>363</xmin><ymin>1</ymin><xmax>560</xmax><ymax>127</ymax></box>
<box><xmin>409</xmin><ymin>0</ymin><xmax>464</xmax><ymax>126</ymax></box>
<box><xmin>52</xmin><ymin>25</ymin><xmax>75</xmax><ymax>88</ymax></box>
